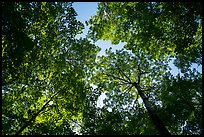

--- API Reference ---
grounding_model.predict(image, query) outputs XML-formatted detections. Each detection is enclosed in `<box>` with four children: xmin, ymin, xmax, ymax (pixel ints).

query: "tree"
<box><xmin>80</xmin><ymin>48</ymin><xmax>171</xmax><ymax>135</ymax></box>
<box><xmin>2</xmin><ymin>2</ymin><xmax>99</xmax><ymax>135</ymax></box>
<box><xmin>81</xmin><ymin>2</ymin><xmax>202</xmax><ymax>135</ymax></box>
<box><xmin>2</xmin><ymin>2</ymin><xmax>202</xmax><ymax>135</ymax></box>
<box><xmin>80</xmin><ymin>48</ymin><xmax>202</xmax><ymax>135</ymax></box>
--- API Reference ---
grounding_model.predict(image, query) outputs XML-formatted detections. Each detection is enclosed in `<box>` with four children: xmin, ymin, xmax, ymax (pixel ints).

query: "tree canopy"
<box><xmin>2</xmin><ymin>2</ymin><xmax>202</xmax><ymax>135</ymax></box>
<box><xmin>2</xmin><ymin>2</ymin><xmax>99</xmax><ymax>135</ymax></box>
<box><xmin>87</xmin><ymin>2</ymin><xmax>202</xmax><ymax>70</ymax></box>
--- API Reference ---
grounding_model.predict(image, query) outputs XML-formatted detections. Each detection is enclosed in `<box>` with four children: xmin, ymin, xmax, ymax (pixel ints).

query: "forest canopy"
<box><xmin>2</xmin><ymin>2</ymin><xmax>202</xmax><ymax>135</ymax></box>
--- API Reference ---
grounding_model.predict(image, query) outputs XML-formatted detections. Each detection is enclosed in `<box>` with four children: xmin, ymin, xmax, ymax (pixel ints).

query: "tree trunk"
<box><xmin>133</xmin><ymin>82</ymin><xmax>171</xmax><ymax>135</ymax></box>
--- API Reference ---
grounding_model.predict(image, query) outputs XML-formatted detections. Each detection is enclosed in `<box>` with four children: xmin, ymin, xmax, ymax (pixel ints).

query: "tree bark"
<box><xmin>133</xmin><ymin>82</ymin><xmax>171</xmax><ymax>135</ymax></box>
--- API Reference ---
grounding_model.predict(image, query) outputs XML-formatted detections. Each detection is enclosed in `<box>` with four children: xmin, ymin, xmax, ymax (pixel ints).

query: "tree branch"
<box><xmin>123</xmin><ymin>84</ymin><xmax>133</xmax><ymax>93</ymax></box>
<box><xmin>116</xmin><ymin>82</ymin><xmax>130</xmax><ymax>86</ymax></box>
<box><xmin>105</xmin><ymin>73</ymin><xmax>129</xmax><ymax>83</ymax></box>
<box><xmin>15</xmin><ymin>90</ymin><xmax>60</xmax><ymax>135</ymax></box>
<box><xmin>116</xmin><ymin>65</ymin><xmax>132</xmax><ymax>83</ymax></box>
<box><xmin>132</xmin><ymin>82</ymin><xmax>171</xmax><ymax>135</ymax></box>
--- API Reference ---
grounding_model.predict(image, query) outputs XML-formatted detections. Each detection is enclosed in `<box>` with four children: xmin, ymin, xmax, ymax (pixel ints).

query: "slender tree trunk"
<box><xmin>133</xmin><ymin>82</ymin><xmax>171</xmax><ymax>135</ymax></box>
<box><xmin>15</xmin><ymin>91</ymin><xmax>60</xmax><ymax>135</ymax></box>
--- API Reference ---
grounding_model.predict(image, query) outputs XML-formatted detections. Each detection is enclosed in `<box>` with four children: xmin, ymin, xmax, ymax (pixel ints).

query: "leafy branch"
<box><xmin>105</xmin><ymin>73</ymin><xmax>130</xmax><ymax>83</ymax></box>
<box><xmin>116</xmin><ymin>65</ymin><xmax>132</xmax><ymax>83</ymax></box>
<box><xmin>15</xmin><ymin>90</ymin><xmax>60</xmax><ymax>135</ymax></box>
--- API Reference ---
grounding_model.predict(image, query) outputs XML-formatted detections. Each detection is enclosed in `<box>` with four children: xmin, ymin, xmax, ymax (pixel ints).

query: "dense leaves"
<box><xmin>2</xmin><ymin>2</ymin><xmax>99</xmax><ymax>135</ymax></box>
<box><xmin>82</xmin><ymin>2</ymin><xmax>202</xmax><ymax>135</ymax></box>
<box><xmin>157</xmin><ymin>71</ymin><xmax>202</xmax><ymax>135</ymax></box>
<box><xmin>87</xmin><ymin>2</ymin><xmax>202</xmax><ymax>69</ymax></box>
<box><xmin>2</xmin><ymin>2</ymin><xmax>202</xmax><ymax>135</ymax></box>
<box><xmin>80</xmin><ymin>48</ymin><xmax>172</xmax><ymax>135</ymax></box>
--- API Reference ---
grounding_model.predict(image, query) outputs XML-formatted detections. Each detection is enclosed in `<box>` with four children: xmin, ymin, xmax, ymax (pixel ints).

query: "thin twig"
<box><xmin>116</xmin><ymin>82</ymin><xmax>130</xmax><ymax>86</ymax></box>
<box><xmin>116</xmin><ymin>65</ymin><xmax>132</xmax><ymax>83</ymax></box>
<box><xmin>105</xmin><ymin>73</ymin><xmax>129</xmax><ymax>83</ymax></box>
<box><xmin>123</xmin><ymin>84</ymin><xmax>133</xmax><ymax>93</ymax></box>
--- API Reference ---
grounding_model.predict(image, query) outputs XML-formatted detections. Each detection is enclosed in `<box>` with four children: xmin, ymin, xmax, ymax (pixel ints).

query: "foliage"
<box><xmin>79</xmin><ymin>47</ymin><xmax>202</xmax><ymax>135</ymax></box>
<box><xmin>87</xmin><ymin>2</ymin><xmax>202</xmax><ymax>69</ymax></box>
<box><xmin>81</xmin><ymin>85</ymin><xmax>158</xmax><ymax>135</ymax></box>
<box><xmin>2</xmin><ymin>2</ymin><xmax>202</xmax><ymax>135</ymax></box>
<box><xmin>80</xmin><ymin>48</ymin><xmax>170</xmax><ymax>135</ymax></box>
<box><xmin>2</xmin><ymin>2</ymin><xmax>99</xmax><ymax>135</ymax></box>
<box><xmin>82</xmin><ymin>2</ymin><xmax>202</xmax><ymax>135</ymax></box>
<box><xmin>157</xmin><ymin>71</ymin><xmax>202</xmax><ymax>135</ymax></box>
